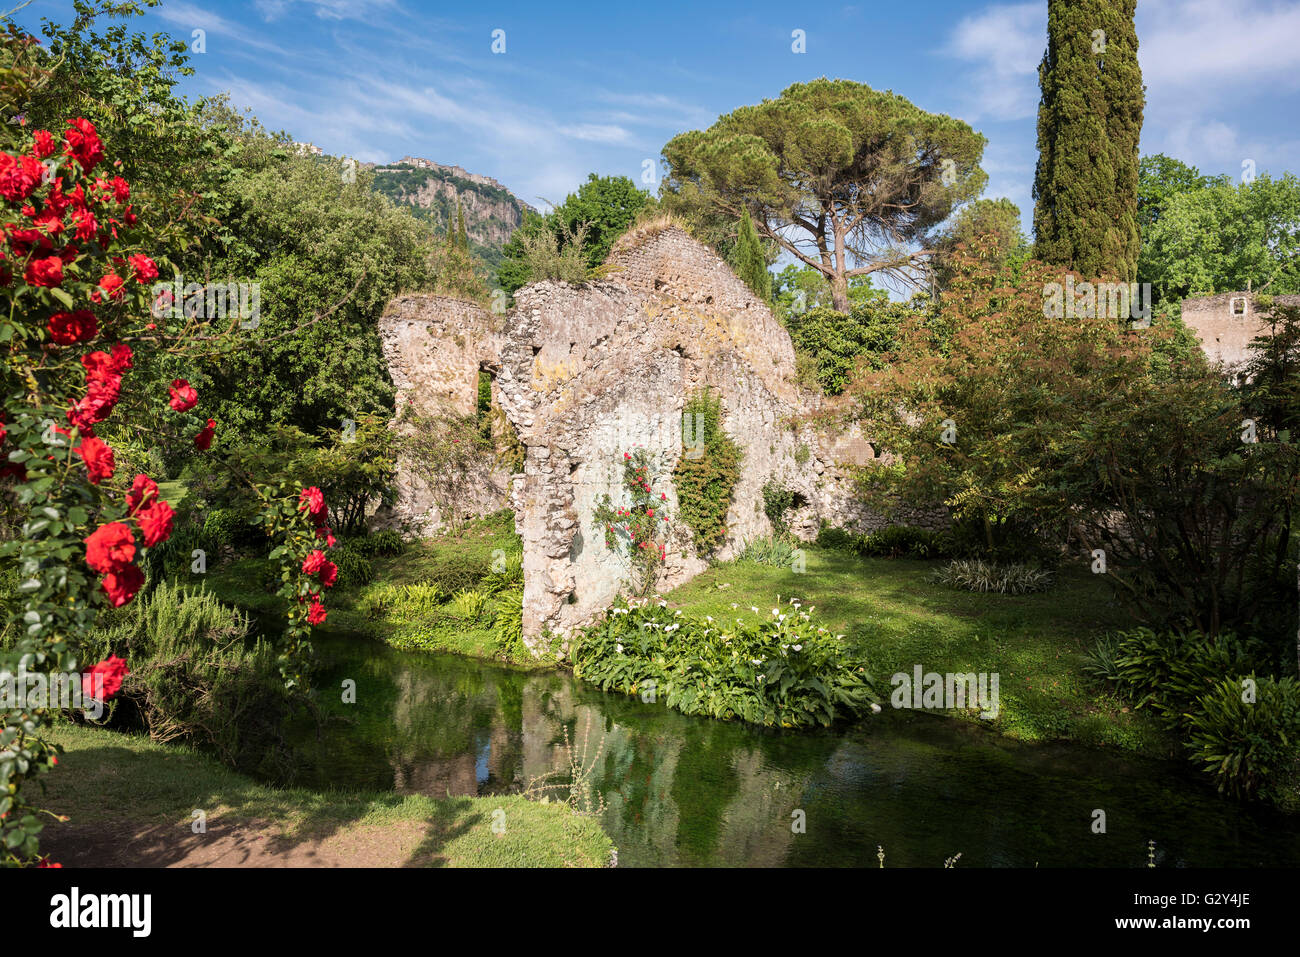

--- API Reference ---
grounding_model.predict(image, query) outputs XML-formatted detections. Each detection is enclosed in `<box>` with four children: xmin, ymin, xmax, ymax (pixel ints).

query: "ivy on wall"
<box><xmin>673</xmin><ymin>390</ymin><xmax>743</xmax><ymax>556</ymax></box>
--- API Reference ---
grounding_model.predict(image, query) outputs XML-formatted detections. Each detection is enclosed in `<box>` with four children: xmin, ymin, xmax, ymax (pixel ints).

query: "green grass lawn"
<box><xmin>660</xmin><ymin>547</ymin><xmax>1169</xmax><ymax>754</ymax></box>
<box><xmin>38</xmin><ymin>723</ymin><xmax>613</xmax><ymax>868</ymax></box>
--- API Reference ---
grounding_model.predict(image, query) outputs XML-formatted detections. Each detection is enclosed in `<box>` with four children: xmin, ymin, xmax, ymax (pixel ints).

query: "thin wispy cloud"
<box><xmin>940</xmin><ymin>3</ymin><xmax>1044</xmax><ymax>123</ymax></box>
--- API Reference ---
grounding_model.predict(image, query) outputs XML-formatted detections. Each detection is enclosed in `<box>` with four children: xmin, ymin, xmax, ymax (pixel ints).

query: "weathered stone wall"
<box><xmin>379</xmin><ymin>225</ymin><xmax>948</xmax><ymax>649</ymax></box>
<box><xmin>375</xmin><ymin>294</ymin><xmax>512</xmax><ymax>535</ymax></box>
<box><xmin>1182</xmin><ymin>292</ymin><xmax>1300</xmax><ymax>371</ymax></box>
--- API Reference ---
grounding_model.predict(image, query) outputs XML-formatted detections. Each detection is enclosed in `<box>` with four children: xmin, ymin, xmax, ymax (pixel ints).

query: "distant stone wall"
<box><xmin>1182</xmin><ymin>292</ymin><xmax>1300</xmax><ymax>371</ymax></box>
<box><xmin>379</xmin><ymin>225</ymin><xmax>950</xmax><ymax>649</ymax></box>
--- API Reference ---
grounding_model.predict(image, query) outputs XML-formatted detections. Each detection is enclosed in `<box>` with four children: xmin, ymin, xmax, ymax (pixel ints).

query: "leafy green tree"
<box><xmin>773</xmin><ymin>265</ymin><xmax>834</xmax><ymax>319</ymax></box>
<box><xmin>1140</xmin><ymin>174</ymin><xmax>1300</xmax><ymax>305</ymax></box>
<box><xmin>845</xmin><ymin>239</ymin><xmax>1152</xmax><ymax>556</ymax></box>
<box><xmin>661</xmin><ymin>78</ymin><xmax>987</xmax><ymax>310</ymax></box>
<box><xmin>933</xmin><ymin>197</ymin><xmax>1029</xmax><ymax>291</ymax></box>
<box><xmin>496</xmin><ymin>174</ymin><xmax>652</xmax><ymax>295</ymax></box>
<box><xmin>786</xmin><ymin>290</ymin><xmax>932</xmax><ymax>395</ymax></box>
<box><xmin>1033</xmin><ymin>0</ymin><xmax>1144</xmax><ymax>280</ymax></box>
<box><xmin>199</xmin><ymin>142</ymin><xmax>439</xmax><ymax>438</ymax></box>
<box><xmin>729</xmin><ymin>208</ymin><xmax>771</xmax><ymax>301</ymax></box>
<box><xmin>1137</xmin><ymin>153</ymin><xmax>1230</xmax><ymax>231</ymax></box>
<box><xmin>551</xmin><ymin>173</ymin><xmax>653</xmax><ymax>267</ymax></box>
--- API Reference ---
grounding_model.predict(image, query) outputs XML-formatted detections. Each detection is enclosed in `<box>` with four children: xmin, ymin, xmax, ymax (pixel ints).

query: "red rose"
<box><xmin>136</xmin><ymin>500</ymin><xmax>173</xmax><ymax>548</ymax></box>
<box><xmin>193</xmin><ymin>417</ymin><xmax>215</xmax><ymax>451</ymax></box>
<box><xmin>315</xmin><ymin>526</ymin><xmax>337</xmax><ymax>548</ymax></box>
<box><xmin>168</xmin><ymin>378</ymin><xmax>198</xmax><ymax>412</ymax></box>
<box><xmin>25</xmin><ymin>255</ymin><xmax>63</xmax><ymax>287</ymax></box>
<box><xmin>76</xmin><ymin>435</ymin><xmax>114</xmax><ymax>484</ymax></box>
<box><xmin>126</xmin><ymin>474</ymin><xmax>159</xmax><ymax>513</ymax></box>
<box><xmin>297</xmin><ymin>486</ymin><xmax>327</xmax><ymax>524</ymax></box>
<box><xmin>33</xmin><ymin>208</ymin><xmax>64</xmax><ymax>235</ymax></box>
<box><xmin>32</xmin><ymin>130</ymin><xmax>55</xmax><ymax>158</ymax></box>
<box><xmin>66</xmin><ymin>379</ymin><xmax>118</xmax><ymax>431</ymax></box>
<box><xmin>0</xmin><ymin>152</ymin><xmax>40</xmax><ymax>201</ymax></box>
<box><xmin>81</xmin><ymin>349</ymin><xmax>120</xmax><ymax>385</ymax></box>
<box><xmin>109</xmin><ymin>342</ymin><xmax>132</xmax><ymax>372</ymax></box>
<box><xmin>101</xmin><ymin>564</ymin><xmax>144</xmax><ymax>607</ymax></box>
<box><xmin>63</xmin><ymin>117</ymin><xmax>105</xmax><ymax>172</ymax></box>
<box><xmin>81</xmin><ymin>654</ymin><xmax>129</xmax><ymax>700</ymax></box>
<box><xmin>110</xmin><ymin>175</ymin><xmax>129</xmax><ymax>203</ymax></box>
<box><xmin>302</xmin><ymin>549</ymin><xmax>327</xmax><ymax>575</ymax></box>
<box><xmin>319</xmin><ymin>561</ymin><xmax>338</xmax><ymax>589</ymax></box>
<box><xmin>85</xmin><ymin>522</ymin><xmax>135</xmax><ymax>573</ymax></box>
<box><xmin>47</xmin><ymin>309</ymin><xmax>98</xmax><ymax>346</ymax></box>
<box><xmin>93</xmin><ymin>272</ymin><xmax>124</xmax><ymax>302</ymax></box>
<box><xmin>127</xmin><ymin>253</ymin><xmax>158</xmax><ymax>284</ymax></box>
<box><xmin>71</xmin><ymin>206</ymin><xmax>97</xmax><ymax>241</ymax></box>
<box><xmin>307</xmin><ymin>598</ymin><xmax>327</xmax><ymax>625</ymax></box>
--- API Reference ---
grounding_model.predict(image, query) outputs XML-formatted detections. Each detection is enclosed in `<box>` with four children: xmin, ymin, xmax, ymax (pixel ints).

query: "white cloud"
<box><xmin>254</xmin><ymin>0</ymin><xmax>397</xmax><ymax>22</ymax></box>
<box><xmin>558</xmin><ymin>124</ymin><xmax>633</xmax><ymax>145</ymax></box>
<box><xmin>1139</xmin><ymin>0</ymin><xmax>1300</xmax><ymax>92</ymax></box>
<box><xmin>156</xmin><ymin>0</ymin><xmax>289</xmax><ymax>56</ymax></box>
<box><xmin>940</xmin><ymin>2</ymin><xmax>1044</xmax><ymax>122</ymax></box>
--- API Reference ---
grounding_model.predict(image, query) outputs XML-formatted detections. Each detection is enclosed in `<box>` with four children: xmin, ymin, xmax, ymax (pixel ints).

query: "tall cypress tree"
<box><xmin>730</xmin><ymin>208</ymin><xmax>772</xmax><ymax>302</ymax></box>
<box><xmin>456</xmin><ymin>201</ymin><xmax>469</xmax><ymax>251</ymax></box>
<box><xmin>1032</xmin><ymin>0</ymin><xmax>1143</xmax><ymax>281</ymax></box>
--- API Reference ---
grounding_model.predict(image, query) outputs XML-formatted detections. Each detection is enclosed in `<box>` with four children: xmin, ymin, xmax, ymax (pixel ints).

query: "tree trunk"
<box><xmin>831</xmin><ymin>273</ymin><xmax>850</xmax><ymax>312</ymax></box>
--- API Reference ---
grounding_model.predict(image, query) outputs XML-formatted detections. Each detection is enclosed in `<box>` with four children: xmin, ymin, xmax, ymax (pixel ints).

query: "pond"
<box><xmin>275</xmin><ymin>631</ymin><xmax>1300</xmax><ymax>868</ymax></box>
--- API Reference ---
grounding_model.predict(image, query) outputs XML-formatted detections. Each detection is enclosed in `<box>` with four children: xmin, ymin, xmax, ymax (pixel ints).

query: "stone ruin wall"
<box><xmin>378</xmin><ymin>226</ymin><xmax>946</xmax><ymax>649</ymax></box>
<box><xmin>1182</xmin><ymin>292</ymin><xmax>1300</xmax><ymax>372</ymax></box>
<box><xmin>375</xmin><ymin>295</ymin><xmax>512</xmax><ymax>536</ymax></box>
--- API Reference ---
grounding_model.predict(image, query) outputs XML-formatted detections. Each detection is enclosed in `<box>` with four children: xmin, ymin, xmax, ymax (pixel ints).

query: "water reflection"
<box><xmin>278</xmin><ymin>633</ymin><xmax>1300</xmax><ymax>868</ymax></box>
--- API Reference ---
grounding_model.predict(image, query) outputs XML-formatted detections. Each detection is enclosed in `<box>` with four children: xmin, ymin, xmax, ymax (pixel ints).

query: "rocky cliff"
<box><xmin>370</xmin><ymin>159</ymin><xmax>532</xmax><ymax>263</ymax></box>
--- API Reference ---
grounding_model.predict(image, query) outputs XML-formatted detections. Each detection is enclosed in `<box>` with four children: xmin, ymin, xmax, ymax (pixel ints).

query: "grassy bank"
<box><xmin>199</xmin><ymin>511</ymin><xmax>542</xmax><ymax>667</ymax></box>
<box><xmin>37</xmin><ymin>723</ymin><xmax>613</xmax><ymax>868</ymax></box>
<box><xmin>661</xmin><ymin>548</ymin><xmax>1169</xmax><ymax>754</ymax></box>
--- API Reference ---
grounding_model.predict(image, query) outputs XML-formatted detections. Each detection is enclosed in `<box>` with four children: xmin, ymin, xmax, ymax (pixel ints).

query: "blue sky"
<box><xmin>12</xmin><ymin>0</ymin><xmax>1300</xmax><ymax>231</ymax></box>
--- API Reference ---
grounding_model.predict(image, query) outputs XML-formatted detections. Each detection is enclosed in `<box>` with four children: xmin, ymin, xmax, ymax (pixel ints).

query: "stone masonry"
<box><xmin>378</xmin><ymin>225</ymin><xmax>943</xmax><ymax>650</ymax></box>
<box><xmin>1182</xmin><ymin>292</ymin><xmax>1300</xmax><ymax>372</ymax></box>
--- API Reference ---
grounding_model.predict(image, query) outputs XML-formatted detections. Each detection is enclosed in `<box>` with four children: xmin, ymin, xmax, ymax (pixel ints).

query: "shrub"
<box><xmin>79</xmin><ymin>583</ymin><xmax>296</xmax><ymax>776</ymax></box>
<box><xmin>932</xmin><ymin>559</ymin><xmax>1053</xmax><ymax>595</ymax></box>
<box><xmin>592</xmin><ymin>450</ymin><xmax>673</xmax><ymax>595</ymax></box>
<box><xmin>813</xmin><ymin>523</ymin><xmax>953</xmax><ymax>560</ymax></box>
<box><xmin>573</xmin><ymin>598</ymin><xmax>876</xmax><ymax>728</ymax></box>
<box><xmin>762</xmin><ymin>482</ymin><xmax>801</xmax><ymax>534</ymax></box>
<box><xmin>359</xmin><ymin>581</ymin><xmax>443</xmax><ymax>619</ymax></box>
<box><xmin>673</xmin><ymin>390</ymin><xmax>743</xmax><ymax>556</ymax></box>
<box><xmin>737</xmin><ymin>535</ymin><xmax>798</xmax><ymax>568</ymax></box>
<box><xmin>857</xmin><ymin>525</ymin><xmax>953</xmax><ymax>559</ymax></box>
<box><xmin>331</xmin><ymin>543</ymin><xmax>374</xmax><ymax>589</ymax></box>
<box><xmin>426</xmin><ymin>554</ymin><xmax>491</xmax><ymax>594</ymax></box>
<box><xmin>814</xmin><ymin>523</ymin><xmax>859</xmax><ymax>551</ymax></box>
<box><xmin>482</xmin><ymin>551</ymin><xmax>524</xmax><ymax>593</ymax></box>
<box><xmin>345</xmin><ymin>529</ymin><xmax>405</xmax><ymax>558</ymax></box>
<box><xmin>449</xmin><ymin>587</ymin><xmax>489</xmax><ymax>621</ymax></box>
<box><xmin>203</xmin><ymin>507</ymin><xmax>262</xmax><ymax>552</ymax></box>
<box><xmin>1097</xmin><ymin>627</ymin><xmax>1272</xmax><ymax>732</ymax></box>
<box><xmin>493</xmin><ymin>586</ymin><xmax>524</xmax><ymax>654</ymax></box>
<box><xmin>1185</xmin><ymin>676</ymin><xmax>1300</xmax><ymax>800</ymax></box>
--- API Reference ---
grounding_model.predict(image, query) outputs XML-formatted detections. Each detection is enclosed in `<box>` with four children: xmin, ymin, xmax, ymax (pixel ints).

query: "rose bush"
<box><xmin>0</xmin><ymin>30</ymin><xmax>331</xmax><ymax>864</ymax></box>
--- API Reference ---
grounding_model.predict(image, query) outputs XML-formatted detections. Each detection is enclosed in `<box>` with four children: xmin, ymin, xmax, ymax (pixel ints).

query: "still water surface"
<box><xmin>276</xmin><ymin>632</ymin><xmax>1300</xmax><ymax>867</ymax></box>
